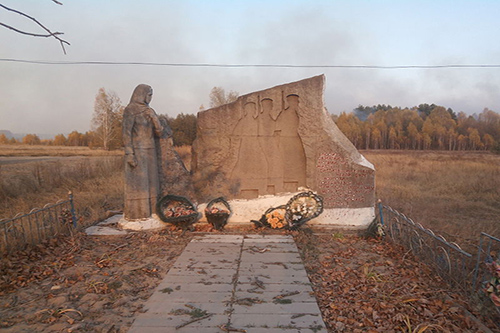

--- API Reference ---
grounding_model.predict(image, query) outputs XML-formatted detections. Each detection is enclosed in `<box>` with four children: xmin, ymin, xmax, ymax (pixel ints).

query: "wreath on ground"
<box><xmin>285</xmin><ymin>191</ymin><xmax>323</xmax><ymax>229</ymax></box>
<box><xmin>204</xmin><ymin>197</ymin><xmax>231</xmax><ymax>230</ymax></box>
<box><xmin>156</xmin><ymin>195</ymin><xmax>200</xmax><ymax>230</ymax></box>
<box><xmin>252</xmin><ymin>191</ymin><xmax>324</xmax><ymax>230</ymax></box>
<box><xmin>252</xmin><ymin>205</ymin><xmax>288</xmax><ymax>230</ymax></box>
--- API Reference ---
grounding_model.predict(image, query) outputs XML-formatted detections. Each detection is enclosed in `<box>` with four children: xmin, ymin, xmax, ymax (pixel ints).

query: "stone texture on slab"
<box><xmin>128</xmin><ymin>234</ymin><xmax>327</xmax><ymax>332</ymax></box>
<box><xmin>192</xmin><ymin>75</ymin><xmax>374</xmax><ymax>214</ymax></box>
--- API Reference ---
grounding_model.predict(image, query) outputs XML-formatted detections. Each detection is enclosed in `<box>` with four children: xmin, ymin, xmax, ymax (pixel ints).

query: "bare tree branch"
<box><xmin>0</xmin><ymin>3</ymin><xmax>70</xmax><ymax>54</ymax></box>
<box><xmin>0</xmin><ymin>22</ymin><xmax>64</xmax><ymax>37</ymax></box>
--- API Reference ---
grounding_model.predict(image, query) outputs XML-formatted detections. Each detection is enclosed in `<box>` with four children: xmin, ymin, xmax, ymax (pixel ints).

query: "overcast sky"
<box><xmin>1</xmin><ymin>0</ymin><xmax>499</xmax><ymax>136</ymax></box>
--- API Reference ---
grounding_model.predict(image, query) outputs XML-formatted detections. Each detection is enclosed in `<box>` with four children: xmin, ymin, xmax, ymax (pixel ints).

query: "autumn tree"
<box><xmin>468</xmin><ymin>128</ymin><xmax>482</xmax><ymax>150</ymax></box>
<box><xmin>209</xmin><ymin>87</ymin><xmax>239</xmax><ymax>108</ymax></box>
<box><xmin>53</xmin><ymin>134</ymin><xmax>67</xmax><ymax>146</ymax></box>
<box><xmin>335</xmin><ymin>103</ymin><xmax>499</xmax><ymax>151</ymax></box>
<box><xmin>22</xmin><ymin>134</ymin><xmax>41</xmax><ymax>145</ymax></box>
<box><xmin>483</xmin><ymin>134</ymin><xmax>496</xmax><ymax>150</ymax></box>
<box><xmin>478</xmin><ymin>108</ymin><xmax>500</xmax><ymax>141</ymax></box>
<box><xmin>0</xmin><ymin>134</ymin><xmax>8</xmax><ymax>144</ymax></box>
<box><xmin>166</xmin><ymin>113</ymin><xmax>197</xmax><ymax>146</ymax></box>
<box><xmin>92</xmin><ymin>88</ymin><xmax>123</xmax><ymax>150</ymax></box>
<box><xmin>353</xmin><ymin>105</ymin><xmax>375</xmax><ymax>121</ymax></box>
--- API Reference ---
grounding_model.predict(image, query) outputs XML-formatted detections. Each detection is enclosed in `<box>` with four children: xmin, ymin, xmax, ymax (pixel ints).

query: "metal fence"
<box><xmin>0</xmin><ymin>192</ymin><xmax>77</xmax><ymax>253</ymax></box>
<box><xmin>473</xmin><ymin>233</ymin><xmax>500</xmax><ymax>316</ymax></box>
<box><xmin>378</xmin><ymin>202</ymin><xmax>500</xmax><ymax>324</ymax></box>
<box><xmin>378</xmin><ymin>203</ymin><xmax>474</xmax><ymax>292</ymax></box>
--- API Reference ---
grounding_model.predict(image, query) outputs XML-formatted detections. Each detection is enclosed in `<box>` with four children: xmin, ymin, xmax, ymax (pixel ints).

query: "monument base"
<box><xmin>118</xmin><ymin>214</ymin><xmax>168</xmax><ymax>231</ymax></box>
<box><xmin>197</xmin><ymin>192</ymin><xmax>375</xmax><ymax>230</ymax></box>
<box><xmin>307</xmin><ymin>207</ymin><xmax>375</xmax><ymax>229</ymax></box>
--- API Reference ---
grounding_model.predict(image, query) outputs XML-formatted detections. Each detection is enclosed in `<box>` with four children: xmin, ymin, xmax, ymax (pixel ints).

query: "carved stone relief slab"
<box><xmin>192</xmin><ymin>75</ymin><xmax>375</xmax><ymax>210</ymax></box>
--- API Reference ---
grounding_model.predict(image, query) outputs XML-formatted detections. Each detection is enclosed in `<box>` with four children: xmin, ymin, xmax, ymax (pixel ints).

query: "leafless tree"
<box><xmin>0</xmin><ymin>1</ymin><xmax>70</xmax><ymax>53</ymax></box>
<box><xmin>92</xmin><ymin>88</ymin><xmax>123</xmax><ymax>150</ymax></box>
<box><xmin>209</xmin><ymin>87</ymin><xmax>239</xmax><ymax>108</ymax></box>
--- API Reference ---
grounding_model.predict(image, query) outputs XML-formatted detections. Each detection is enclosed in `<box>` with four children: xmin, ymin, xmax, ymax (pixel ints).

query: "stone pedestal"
<box><xmin>118</xmin><ymin>214</ymin><xmax>167</xmax><ymax>231</ymax></box>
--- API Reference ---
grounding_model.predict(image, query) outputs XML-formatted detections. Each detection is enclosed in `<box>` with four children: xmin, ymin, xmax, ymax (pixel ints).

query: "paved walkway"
<box><xmin>128</xmin><ymin>234</ymin><xmax>327</xmax><ymax>332</ymax></box>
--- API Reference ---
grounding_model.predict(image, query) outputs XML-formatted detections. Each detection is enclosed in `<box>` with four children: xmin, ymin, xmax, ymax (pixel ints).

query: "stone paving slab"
<box><xmin>167</xmin><ymin>268</ymin><xmax>236</xmax><ymax>277</ymax></box>
<box><xmin>235</xmin><ymin>290</ymin><xmax>317</xmax><ymax>303</ymax></box>
<box><xmin>238</xmin><ymin>273</ymin><xmax>310</xmax><ymax>284</ymax></box>
<box><xmin>130</xmin><ymin>314</ymin><xmax>228</xmax><ymax>329</ymax></box>
<box><xmin>158</xmin><ymin>274</ymin><xmax>234</xmax><ymax>284</ymax></box>
<box><xmin>240</xmin><ymin>252</ymin><xmax>302</xmax><ymax>262</ymax></box>
<box><xmin>128</xmin><ymin>234</ymin><xmax>327</xmax><ymax>332</ymax></box>
<box><xmin>230</xmin><ymin>313</ymin><xmax>325</xmax><ymax>331</ymax></box>
<box><xmin>146</xmin><ymin>291</ymin><xmax>233</xmax><ymax>304</ymax></box>
<box><xmin>155</xmin><ymin>282</ymin><xmax>234</xmax><ymax>293</ymax></box>
<box><xmin>239</xmin><ymin>262</ymin><xmax>305</xmax><ymax>271</ymax></box>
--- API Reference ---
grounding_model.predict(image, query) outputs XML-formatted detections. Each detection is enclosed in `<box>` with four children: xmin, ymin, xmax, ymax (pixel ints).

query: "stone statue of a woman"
<box><xmin>122</xmin><ymin>84</ymin><xmax>163</xmax><ymax>221</ymax></box>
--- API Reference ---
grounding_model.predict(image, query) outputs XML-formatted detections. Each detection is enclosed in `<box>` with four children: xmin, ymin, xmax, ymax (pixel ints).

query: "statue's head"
<box><xmin>130</xmin><ymin>84</ymin><xmax>153</xmax><ymax>105</ymax></box>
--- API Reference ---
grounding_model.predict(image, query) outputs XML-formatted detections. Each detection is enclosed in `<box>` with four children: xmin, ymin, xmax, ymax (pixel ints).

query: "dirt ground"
<box><xmin>0</xmin><ymin>226</ymin><xmax>498</xmax><ymax>332</ymax></box>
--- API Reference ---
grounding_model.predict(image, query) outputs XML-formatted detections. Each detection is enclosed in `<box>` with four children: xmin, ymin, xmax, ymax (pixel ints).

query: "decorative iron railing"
<box><xmin>378</xmin><ymin>203</ymin><xmax>474</xmax><ymax>292</ymax></box>
<box><xmin>0</xmin><ymin>192</ymin><xmax>77</xmax><ymax>253</ymax></box>
<box><xmin>473</xmin><ymin>233</ymin><xmax>500</xmax><ymax>318</ymax></box>
<box><xmin>377</xmin><ymin>202</ymin><xmax>500</xmax><ymax>326</ymax></box>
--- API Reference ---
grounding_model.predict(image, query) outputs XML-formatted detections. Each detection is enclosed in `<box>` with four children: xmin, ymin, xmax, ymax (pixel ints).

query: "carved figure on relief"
<box><xmin>231</xmin><ymin>102</ymin><xmax>268</xmax><ymax>197</ymax></box>
<box><xmin>275</xmin><ymin>94</ymin><xmax>307</xmax><ymax>192</ymax></box>
<box><xmin>259</xmin><ymin>97</ymin><xmax>284</xmax><ymax>194</ymax></box>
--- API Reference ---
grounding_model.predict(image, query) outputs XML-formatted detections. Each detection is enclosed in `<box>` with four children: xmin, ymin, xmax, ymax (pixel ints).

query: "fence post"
<box><xmin>377</xmin><ymin>199</ymin><xmax>384</xmax><ymax>226</ymax></box>
<box><xmin>68</xmin><ymin>191</ymin><xmax>77</xmax><ymax>228</ymax></box>
<box><xmin>472</xmin><ymin>234</ymin><xmax>484</xmax><ymax>291</ymax></box>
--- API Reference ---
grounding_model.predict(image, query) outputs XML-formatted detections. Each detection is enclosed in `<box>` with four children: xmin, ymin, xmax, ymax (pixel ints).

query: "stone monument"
<box><xmin>120</xmin><ymin>84</ymin><xmax>193</xmax><ymax>230</ymax></box>
<box><xmin>192</xmin><ymin>75</ymin><xmax>375</xmax><ymax>229</ymax></box>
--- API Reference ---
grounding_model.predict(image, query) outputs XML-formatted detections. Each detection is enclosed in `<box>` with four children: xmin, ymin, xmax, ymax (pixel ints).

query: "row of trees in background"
<box><xmin>0</xmin><ymin>87</ymin><xmax>199</xmax><ymax>149</ymax></box>
<box><xmin>334</xmin><ymin>104</ymin><xmax>500</xmax><ymax>151</ymax></box>
<box><xmin>0</xmin><ymin>130</ymin><xmax>96</xmax><ymax>146</ymax></box>
<box><xmin>2</xmin><ymin>88</ymin><xmax>499</xmax><ymax>153</ymax></box>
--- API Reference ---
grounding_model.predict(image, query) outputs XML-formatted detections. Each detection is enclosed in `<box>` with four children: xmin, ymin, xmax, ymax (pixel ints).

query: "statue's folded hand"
<box><xmin>126</xmin><ymin>154</ymin><xmax>138</xmax><ymax>168</ymax></box>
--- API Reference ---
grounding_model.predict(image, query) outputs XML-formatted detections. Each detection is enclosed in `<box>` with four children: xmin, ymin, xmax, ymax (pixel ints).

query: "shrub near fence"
<box><xmin>377</xmin><ymin>202</ymin><xmax>500</xmax><ymax>326</ymax></box>
<box><xmin>0</xmin><ymin>192</ymin><xmax>77</xmax><ymax>253</ymax></box>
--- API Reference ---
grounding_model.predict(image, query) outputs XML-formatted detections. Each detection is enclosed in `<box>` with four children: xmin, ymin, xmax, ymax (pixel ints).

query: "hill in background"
<box><xmin>0</xmin><ymin>130</ymin><xmax>55</xmax><ymax>140</ymax></box>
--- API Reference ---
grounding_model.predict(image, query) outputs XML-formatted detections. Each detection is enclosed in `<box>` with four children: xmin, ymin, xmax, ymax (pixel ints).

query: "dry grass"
<box><xmin>174</xmin><ymin>145</ymin><xmax>192</xmax><ymax>170</ymax></box>
<box><xmin>0</xmin><ymin>156</ymin><xmax>123</xmax><ymax>226</ymax></box>
<box><xmin>363</xmin><ymin>150</ymin><xmax>500</xmax><ymax>244</ymax></box>
<box><xmin>0</xmin><ymin>144</ymin><xmax>189</xmax><ymax>227</ymax></box>
<box><xmin>0</xmin><ymin>144</ymin><xmax>123</xmax><ymax>157</ymax></box>
<box><xmin>1</xmin><ymin>146</ymin><xmax>498</xmax><ymax>246</ymax></box>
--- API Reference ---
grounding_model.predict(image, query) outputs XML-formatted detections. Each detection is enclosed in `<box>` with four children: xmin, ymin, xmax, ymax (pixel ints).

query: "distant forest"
<box><xmin>334</xmin><ymin>104</ymin><xmax>500</xmax><ymax>152</ymax></box>
<box><xmin>0</xmin><ymin>113</ymin><xmax>197</xmax><ymax>149</ymax></box>
<box><xmin>2</xmin><ymin>102</ymin><xmax>499</xmax><ymax>153</ymax></box>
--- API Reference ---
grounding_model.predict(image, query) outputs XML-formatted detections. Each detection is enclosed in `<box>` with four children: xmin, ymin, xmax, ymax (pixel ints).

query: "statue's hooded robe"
<box><xmin>123</xmin><ymin>84</ymin><xmax>163</xmax><ymax>220</ymax></box>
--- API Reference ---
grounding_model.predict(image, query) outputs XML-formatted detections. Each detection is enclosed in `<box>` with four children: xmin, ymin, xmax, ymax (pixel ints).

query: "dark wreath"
<box><xmin>285</xmin><ymin>191</ymin><xmax>324</xmax><ymax>229</ymax></box>
<box><xmin>156</xmin><ymin>194</ymin><xmax>200</xmax><ymax>229</ymax></box>
<box><xmin>205</xmin><ymin>197</ymin><xmax>231</xmax><ymax>230</ymax></box>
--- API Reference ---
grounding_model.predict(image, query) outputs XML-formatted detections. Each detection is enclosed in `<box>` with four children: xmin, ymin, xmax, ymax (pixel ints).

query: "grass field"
<box><xmin>0</xmin><ymin>146</ymin><xmax>124</xmax><ymax>226</ymax></box>
<box><xmin>1</xmin><ymin>146</ymin><xmax>498</xmax><ymax>245</ymax></box>
<box><xmin>363</xmin><ymin>150</ymin><xmax>500</xmax><ymax>245</ymax></box>
<box><xmin>0</xmin><ymin>144</ymin><xmax>123</xmax><ymax>157</ymax></box>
